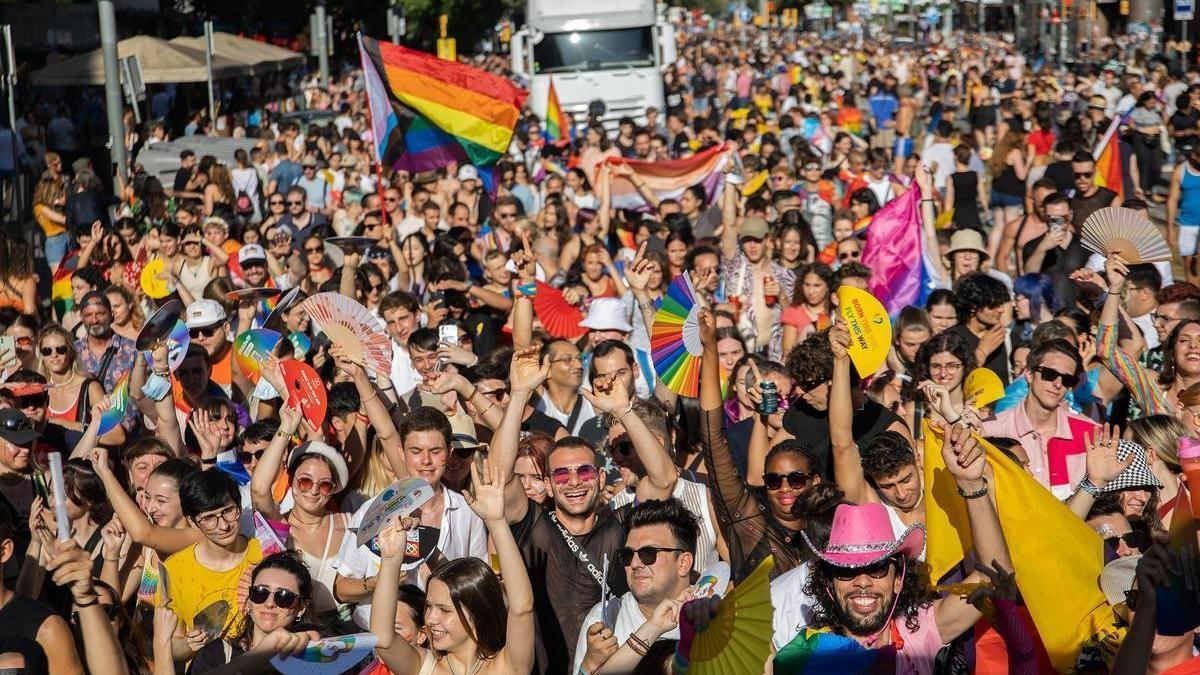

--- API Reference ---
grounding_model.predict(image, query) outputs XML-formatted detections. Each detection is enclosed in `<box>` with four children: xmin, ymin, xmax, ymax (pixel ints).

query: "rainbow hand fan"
<box><xmin>300</xmin><ymin>292</ymin><xmax>393</xmax><ymax>382</ymax></box>
<box><xmin>652</xmin><ymin>274</ymin><xmax>705</xmax><ymax>398</ymax></box>
<box><xmin>96</xmin><ymin>372</ymin><xmax>131</xmax><ymax>435</ymax></box>
<box><xmin>674</xmin><ymin>555</ymin><xmax>774</xmax><ymax>675</ymax></box>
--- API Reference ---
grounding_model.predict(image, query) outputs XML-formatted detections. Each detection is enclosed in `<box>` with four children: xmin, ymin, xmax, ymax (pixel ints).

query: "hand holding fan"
<box><xmin>673</xmin><ymin>555</ymin><xmax>774</xmax><ymax>675</ymax></box>
<box><xmin>836</xmin><ymin>286</ymin><xmax>892</xmax><ymax>378</ymax></box>
<box><xmin>651</xmin><ymin>274</ymin><xmax>705</xmax><ymax>397</ymax></box>
<box><xmin>1080</xmin><ymin>207</ymin><xmax>1171</xmax><ymax>263</ymax></box>
<box><xmin>299</xmin><ymin>292</ymin><xmax>393</xmax><ymax>382</ymax></box>
<box><xmin>531</xmin><ymin>281</ymin><xmax>587</xmax><ymax>340</ymax></box>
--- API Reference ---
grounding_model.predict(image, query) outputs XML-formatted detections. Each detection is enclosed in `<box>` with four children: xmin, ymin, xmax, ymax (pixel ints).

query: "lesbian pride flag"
<box><xmin>602</xmin><ymin>143</ymin><xmax>732</xmax><ymax>211</ymax></box>
<box><xmin>861</xmin><ymin>185</ymin><xmax>940</xmax><ymax>317</ymax></box>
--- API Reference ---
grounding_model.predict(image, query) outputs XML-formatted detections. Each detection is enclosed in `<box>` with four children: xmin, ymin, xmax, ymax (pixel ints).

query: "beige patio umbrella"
<box><xmin>31</xmin><ymin>35</ymin><xmax>247</xmax><ymax>86</ymax></box>
<box><xmin>170</xmin><ymin>33</ymin><xmax>304</xmax><ymax>73</ymax></box>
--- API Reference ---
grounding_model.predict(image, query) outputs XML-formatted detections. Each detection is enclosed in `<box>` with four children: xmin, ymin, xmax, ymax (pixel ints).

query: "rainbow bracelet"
<box><xmin>517</xmin><ymin>282</ymin><xmax>537</xmax><ymax>298</ymax></box>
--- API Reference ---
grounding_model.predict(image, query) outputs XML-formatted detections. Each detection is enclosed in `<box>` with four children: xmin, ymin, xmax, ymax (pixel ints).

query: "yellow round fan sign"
<box><xmin>964</xmin><ymin>367</ymin><xmax>1005</xmax><ymax>408</ymax></box>
<box><xmin>140</xmin><ymin>259</ymin><xmax>172</xmax><ymax>299</ymax></box>
<box><xmin>836</xmin><ymin>286</ymin><xmax>892</xmax><ymax>378</ymax></box>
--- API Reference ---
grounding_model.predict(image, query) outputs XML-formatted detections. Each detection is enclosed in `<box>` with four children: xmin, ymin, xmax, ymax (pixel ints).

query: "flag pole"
<box><xmin>357</xmin><ymin>33</ymin><xmax>392</xmax><ymax>229</ymax></box>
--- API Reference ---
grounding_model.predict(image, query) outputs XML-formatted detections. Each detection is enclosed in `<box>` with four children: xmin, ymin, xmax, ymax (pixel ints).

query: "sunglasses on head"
<box><xmin>618</xmin><ymin>545</ymin><xmax>686</xmax><ymax>566</ymax></box>
<box><xmin>39</xmin><ymin>345</ymin><xmax>68</xmax><ymax>357</ymax></box>
<box><xmin>248</xmin><ymin>585</ymin><xmax>299</xmax><ymax>609</ymax></box>
<box><xmin>189</xmin><ymin>326</ymin><xmax>221</xmax><ymax>339</ymax></box>
<box><xmin>294</xmin><ymin>475</ymin><xmax>337</xmax><ymax>496</ymax></box>
<box><xmin>1033</xmin><ymin>365</ymin><xmax>1080</xmax><ymax>388</ymax></box>
<box><xmin>549</xmin><ymin>463</ymin><xmax>598</xmax><ymax>485</ymax></box>
<box><xmin>829</xmin><ymin>558</ymin><xmax>895</xmax><ymax>581</ymax></box>
<box><xmin>763</xmin><ymin>470</ymin><xmax>813</xmax><ymax>491</ymax></box>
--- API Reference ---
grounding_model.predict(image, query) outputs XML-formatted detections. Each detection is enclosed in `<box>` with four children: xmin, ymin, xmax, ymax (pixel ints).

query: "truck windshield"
<box><xmin>533</xmin><ymin>27</ymin><xmax>655</xmax><ymax>74</ymax></box>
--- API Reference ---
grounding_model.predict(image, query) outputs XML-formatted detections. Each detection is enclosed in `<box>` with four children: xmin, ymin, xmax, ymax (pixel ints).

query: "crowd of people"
<box><xmin>4</xmin><ymin>13</ymin><xmax>1200</xmax><ymax>675</ymax></box>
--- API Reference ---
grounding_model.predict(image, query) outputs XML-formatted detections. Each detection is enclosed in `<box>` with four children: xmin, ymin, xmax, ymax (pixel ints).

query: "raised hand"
<box><xmin>942</xmin><ymin>421</ymin><xmax>986</xmax><ymax>486</ymax></box>
<box><xmin>188</xmin><ymin>408</ymin><xmax>220</xmax><ymax>459</ymax></box>
<box><xmin>376</xmin><ymin>513</ymin><xmax>420</xmax><ymax>560</ymax></box>
<box><xmin>509</xmin><ymin>346</ymin><xmax>549</xmax><ymax>394</ymax></box>
<box><xmin>698</xmin><ymin>308</ymin><xmax>716</xmax><ymax>349</ymax></box>
<box><xmin>966</xmin><ymin>559</ymin><xmax>1019</xmax><ymax>605</ymax></box>
<box><xmin>829</xmin><ymin>322</ymin><xmax>851</xmax><ymax>361</ymax></box>
<box><xmin>1084</xmin><ymin>423</ymin><xmax>1134</xmax><ymax>491</ymax></box>
<box><xmin>625</xmin><ymin>242</ymin><xmax>653</xmax><ymax>293</ymax></box>
<box><xmin>581</xmin><ymin>373</ymin><xmax>632</xmax><ymax>415</ymax></box>
<box><xmin>436</xmin><ymin>341</ymin><xmax>477</xmax><ymax>366</ymax></box>
<box><xmin>100</xmin><ymin>517</ymin><xmax>128</xmax><ymax>562</ymax></box>
<box><xmin>330</xmin><ymin>343</ymin><xmax>364</xmax><ymax>380</ymax></box>
<box><xmin>45</xmin><ymin>539</ymin><xmax>96</xmax><ymax>603</ymax></box>
<box><xmin>465</xmin><ymin>455</ymin><xmax>505</xmax><ymax>523</ymax></box>
<box><xmin>425</xmin><ymin>370</ymin><xmax>468</xmax><ymax>398</ymax></box>
<box><xmin>582</xmin><ymin>623</ymin><xmax>618</xmax><ymax>672</ymax></box>
<box><xmin>1104</xmin><ymin>253</ymin><xmax>1130</xmax><ymax>293</ymax></box>
<box><xmin>152</xmin><ymin>605</ymin><xmax>180</xmax><ymax>650</ymax></box>
<box><xmin>648</xmin><ymin>597</ymin><xmax>683</xmax><ymax>633</ymax></box>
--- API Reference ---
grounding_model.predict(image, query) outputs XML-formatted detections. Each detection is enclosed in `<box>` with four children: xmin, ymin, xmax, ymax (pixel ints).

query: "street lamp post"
<box><xmin>97</xmin><ymin>0</ymin><xmax>127</xmax><ymax>182</ymax></box>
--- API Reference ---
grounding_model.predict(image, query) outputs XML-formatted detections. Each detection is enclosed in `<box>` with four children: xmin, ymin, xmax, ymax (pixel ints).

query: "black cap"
<box><xmin>0</xmin><ymin>409</ymin><xmax>39</xmax><ymax>446</ymax></box>
<box><xmin>79</xmin><ymin>291</ymin><xmax>111</xmax><ymax>312</ymax></box>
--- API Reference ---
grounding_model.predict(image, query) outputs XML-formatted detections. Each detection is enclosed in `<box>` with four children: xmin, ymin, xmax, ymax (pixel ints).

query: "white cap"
<box><xmin>185</xmin><ymin>299</ymin><xmax>228</xmax><ymax>329</ymax></box>
<box><xmin>238</xmin><ymin>244</ymin><xmax>267</xmax><ymax>265</ymax></box>
<box><xmin>457</xmin><ymin>164</ymin><xmax>479</xmax><ymax>182</ymax></box>
<box><xmin>578</xmin><ymin>297</ymin><xmax>633</xmax><ymax>333</ymax></box>
<box><xmin>287</xmin><ymin>441</ymin><xmax>350</xmax><ymax>490</ymax></box>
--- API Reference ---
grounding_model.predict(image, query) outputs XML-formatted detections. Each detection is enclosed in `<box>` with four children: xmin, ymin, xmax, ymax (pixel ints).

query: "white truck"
<box><xmin>511</xmin><ymin>0</ymin><xmax>677</xmax><ymax>130</ymax></box>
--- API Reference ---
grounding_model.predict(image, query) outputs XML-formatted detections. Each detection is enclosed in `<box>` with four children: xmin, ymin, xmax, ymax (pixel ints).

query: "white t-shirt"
<box><xmin>538</xmin><ymin>393</ymin><xmax>597</xmax><ymax>436</ymax></box>
<box><xmin>335</xmin><ymin>486</ymin><xmax>488</xmax><ymax>629</ymax></box>
<box><xmin>770</xmin><ymin>562</ymin><xmax>817</xmax><ymax>649</ymax></box>
<box><xmin>572</xmin><ymin>592</ymin><xmax>681</xmax><ymax>674</ymax></box>
<box><xmin>923</xmin><ymin>141</ymin><xmax>956</xmax><ymax>192</ymax></box>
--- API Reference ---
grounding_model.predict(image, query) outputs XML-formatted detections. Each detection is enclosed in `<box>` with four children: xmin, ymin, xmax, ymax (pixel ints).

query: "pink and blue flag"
<box><xmin>861</xmin><ymin>186</ymin><xmax>940</xmax><ymax>317</ymax></box>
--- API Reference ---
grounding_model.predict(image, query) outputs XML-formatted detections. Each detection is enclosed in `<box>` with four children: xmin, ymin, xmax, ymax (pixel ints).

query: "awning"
<box><xmin>169</xmin><ymin>32</ymin><xmax>304</xmax><ymax>74</ymax></box>
<box><xmin>31</xmin><ymin>35</ymin><xmax>247</xmax><ymax>86</ymax></box>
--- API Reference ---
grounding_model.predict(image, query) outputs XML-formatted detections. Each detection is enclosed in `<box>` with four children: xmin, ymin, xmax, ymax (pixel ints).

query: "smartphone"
<box><xmin>32</xmin><ymin>471</ymin><xmax>49</xmax><ymax>503</ymax></box>
<box><xmin>439</xmin><ymin>324</ymin><xmax>459</xmax><ymax>346</ymax></box>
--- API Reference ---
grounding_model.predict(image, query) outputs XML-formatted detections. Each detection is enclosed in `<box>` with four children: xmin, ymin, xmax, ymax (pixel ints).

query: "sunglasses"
<box><xmin>1074</xmin><ymin>171</ymin><xmax>1094</xmax><ymax>179</ymax></box>
<box><xmin>1105</xmin><ymin>530</ymin><xmax>1149</xmax><ymax>551</ymax></box>
<box><xmin>1033</xmin><ymin>365</ymin><xmax>1080</xmax><ymax>388</ymax></box>
<box><xmin>39</xmin><ymin>345</ymin><xmax>69</xmax><ymax>357</ymax></box>
<box><xmin>72</xmin><ymin>604</ymin><xmax>121</xmax><ymax>623</ymax></box>
<box><xmin>16</xmin><ymin>394</ymin><xmax>48</xmax><ymax>409</ymax></box>
<box><xmin>618</xmin><ymin>545</ymin><xmax>686</xmax><ymax>566</ymax></box>
<box><xmin>496</xmin><ymin>211</ymin><xmax>518</xmax><ymax>219</ymax></box>
<box><xmin>304</xmin><ymin>246</ymin><xmax>324</xmax><ymax>254</ymax></box>
<box><xmin>248</xmin><ymin>585</ymin><xmax>299</xmax><ymax>609</ymax></box>
<box><xmin>239</xmin><ymin>448</ymin><xmax>266</xmax><ymax>464</ymax></box>
<box><xmin>269</xmin><ymin>200</ymin><xmax>285</xmax><ymax>206</ymax></box>
<box><xmin>839</xmin><ymin>251</ymin><xmax>861</xmax><ymax>260</ymax></box>
<box><xmin>763</xmin><ymin>470</ymin><xmax>813</xmax><ymax>491</ymax></box>
<box><xmin>189</xmin><ymin>326</ymin><xmax>221</xmax><ymax>339</ymax></box>
<box><xmin>294</xmin><ymin>475</ymin><xmax>337</xmax><ymax>496</ymax></box>
<box><xmin>452</xmin><ymin>445</ymin><xmax>485</xmax><ymax>459</ymax></box>
<box><xmin>549</xmin><ymin>463</ymin><xmax>598</xmax><ymax>485</ymax></box>
<box><xmin>829</xmin><ymin>558</ymin><xmax>895</xmax><ymax>581</ymax></box>
<box><xmin>286</xmin><ymin>200</ymin><xmax>304</xmax><ymax>206</ymax></box>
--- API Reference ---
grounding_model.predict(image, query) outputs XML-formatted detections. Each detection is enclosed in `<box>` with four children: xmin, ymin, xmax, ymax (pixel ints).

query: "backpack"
<box><xmin>235</xmin><ymin>190</ymin><xmax>254</xmax><ymax>215</ymax></box>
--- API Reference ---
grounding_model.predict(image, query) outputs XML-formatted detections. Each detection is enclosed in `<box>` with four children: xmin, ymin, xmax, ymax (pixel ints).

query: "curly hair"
<box><xmin>804</xmin><ymin>555</ymin><xmax>937</xmax><ymax>635</ymax></box>
<box><xmin>952</xmin><ymin>273</ymin><xmax>1010</xmax><ymax>322</ymax></box>
<box><xmin>913</xmin><ymin>331</ymin><xmax>977</xmax><ymax>387</ymax></box>
<box><xmin>786</xmin><ymin>327</ymin><xmax>834</xmax><ymax>389</ymax></box>
<box><xmin>860</xmin><ymin>431</ymin><xmax>916</xmax><ymax>485</ymax></box>
<box><xmin>1161</xmin><ymin>319</ymin><xmax>1200</xmax><ymax>389</ymax></box>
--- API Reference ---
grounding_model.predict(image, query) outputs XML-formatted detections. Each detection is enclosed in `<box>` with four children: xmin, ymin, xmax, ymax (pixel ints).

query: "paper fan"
<box><xmin>651</xmin><ymin>274</ymin><xmax>704</xmax><ymax>397</ymax></box>
<box><xmin>674</xmin><ymin>556</ymin><xmax>774</xmax><ymax>675</ymax></box>
<box><xmin>300</xmin><ymin>292</ymin><xmax>393</xmax><ymax>381</ymax></box>
<box><xmin>1080</xmin><ymin>207</ymin><xmax>1171</xmax><ymax>263</ymax></box>
<box><xmin>531</xmin><ymin>281</ymin><xmax>586</xmax><ymax>339</ymax></box>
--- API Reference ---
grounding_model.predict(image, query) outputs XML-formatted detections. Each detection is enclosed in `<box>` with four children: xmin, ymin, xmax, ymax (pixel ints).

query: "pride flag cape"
<box><xmin>357</xmin><ymin>35</ymin><xmax>527</xmax><ymax>177</ymax></box>
<box><xmin>923</xmin><ymin>422</ymin><xmax>1115</xmax><ymax>672</ymax></box>
<box><xmin>1092</xmin><ymin>117</ymin><xmax>1125</xmax><ymax>200</ymax></box>
<box><xmin>602</xmin><ymin>142</ymin><xmax>732</xmax><ymax>211</ymax></box>
<box><xmin>861</xmin><ymin>186</ymin><xmax>939</xmax><ymax>318</ymax></box>
<box><xmin>544</xmin><ymin>78</ymin><xmax>572</xmax><ymax>144</ymax></box>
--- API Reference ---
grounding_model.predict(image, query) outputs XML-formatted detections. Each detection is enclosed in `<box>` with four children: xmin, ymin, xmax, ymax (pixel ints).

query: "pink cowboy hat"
<box><xmin>802</xmin><ymin>503</ymin><xmax>925</xmax><ymax>568</ymax></box>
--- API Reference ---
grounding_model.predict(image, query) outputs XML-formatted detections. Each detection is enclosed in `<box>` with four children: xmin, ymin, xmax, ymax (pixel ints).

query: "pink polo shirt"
<box><xmin>981</xmin><ymin>403</ymin><xmax>1097</xmax><ymax>500</ymax></box>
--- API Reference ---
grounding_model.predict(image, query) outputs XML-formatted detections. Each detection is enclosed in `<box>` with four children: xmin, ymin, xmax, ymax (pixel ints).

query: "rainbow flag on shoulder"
<box><xmin>1093</xmin><ymin>117</ymin><xmax>1125</xmax><ymax>200</ymax></box>
<box><xmin>357</xmin><ymin>35</ymin><xmax>527</xmax><ymax>179</ymax></box>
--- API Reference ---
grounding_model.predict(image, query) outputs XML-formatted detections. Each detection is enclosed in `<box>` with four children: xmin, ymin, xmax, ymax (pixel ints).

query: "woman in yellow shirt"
<box><xmin>33</xmin><ymin>175</ymin><xmax>69</xmax><ymax>270</ymax></box>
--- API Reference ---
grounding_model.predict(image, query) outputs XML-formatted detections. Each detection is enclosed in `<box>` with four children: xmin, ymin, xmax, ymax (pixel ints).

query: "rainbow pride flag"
<box><xmin>603</xmin><ymin>142</ymin><xmax>732</xmax><ymax>211</ymax></box>
<box><xmin>1093</xmin><ymin>117</ymin><xmax>1124</xmax><ymax>201</ymax></box>
<box><xmin>774</xmin><ymin>630</ymin><xmax>896</xmax><ymax>673</ymax></box>
<box><xmin>544</xmin><ymin>78</ymin><xmax>572</xmax><ymax>144</ymax></box>
<box><xmin>358</xmin><ymin>35</ymin><xmax>526</xmax><ymax>175</ymax></box>
<box><xmin>51</xmin><ymin>249</ymin><xmax>79</xmax><ymax>319</ymax></box>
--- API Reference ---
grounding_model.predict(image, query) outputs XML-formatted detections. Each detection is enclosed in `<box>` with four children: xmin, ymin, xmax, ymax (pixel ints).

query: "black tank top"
<box><xmin>0</xmin><ymin>595</ymin><xmax>54</xmax><ymax>673</ymax></box>
<box><xmin>993</xmin><ymin>164</ymin><xmax>1024</xmax><ymax>197</ymax></box>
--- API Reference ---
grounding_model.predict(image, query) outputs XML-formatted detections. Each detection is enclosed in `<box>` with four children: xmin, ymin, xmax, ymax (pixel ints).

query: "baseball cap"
<box><xmin>185</xmin><ymin>299</ymin><xmax>228</xmax><ymax>329</ymax></box>
<box><xmin>0</xmin><ymin>409</ymin><xmax>38</xmax><ymax>446</ymax></box>
<box><xmin>238</xmin><ymin>244</ymin><xmax>267</xmax><ymax>266</ymax></box>
<box><xmin>79</xmin><ymin>291</ymin><xmax>111</xmax><ymax>312</ymax></box>
<box><xmin>740</xmin><ymin>216</ymin><xmax>770</xmax><ymax>241</ymax></box>
<box><xmin>457</xmin><ymin>165</ymin><xmax>480</xmax><ymax>182</ymax></box>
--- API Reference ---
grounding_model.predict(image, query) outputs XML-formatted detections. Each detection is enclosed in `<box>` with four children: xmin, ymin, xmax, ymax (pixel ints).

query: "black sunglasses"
<box><xmin>39</xmin><ymin>346</ymin><xmax>69</xmax><ymax>357</ymax></box>
<box><xmin>1033</xmin><ymin>366</ymin><xmax>1080</xmax><ymax>388</ymax></box>
<box><xmin>1105</xmin><ymin>530</ymin><xmax>1149</xmax><ymax>551</ymax></box>
<box><xmin>618</xmin><ymin>545</ymin><xmax>687</xmax><ymax>566</ymax></box>
<box><xmin>189</xmin><ymin>326</ymin><xmax>221</xmax><ymax>339</ymax></box>
<box><xmin>451</xmin><ymin>445</ymin><xmax>484</xmax><ymax>459</ymax></box>
<box><xmin>829</xmin><ymin>558</ymin><xmax>895</xmax><ymax>581</ymax></box>
<box><xmin>248</xmin><ymin>585</ymin><xmax>299</xmax><ymax>609</ymax></box>
<box><xmin>239</xmin><ymin>448</ymin><xmax>266</xmax><ymax>464</ymax></box>
<box><xmin>1074</xmin><ymin>171</ymin><xmax>1094</xmax><ymax>179</ymax></box>
<box><xmin>16</xmin><ymin>394</ymin><xmax>48</xmax><ymax>409</ymax></box>
<box><xmin>763</xmin><ymin>470</ymin><xmax>813</xmax><ymax>491</ymax></box>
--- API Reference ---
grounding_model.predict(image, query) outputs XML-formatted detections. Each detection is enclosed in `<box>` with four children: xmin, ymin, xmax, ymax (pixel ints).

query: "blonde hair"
<box><xmin>1128</xmin><ymin>414</ymin><xmax>1187</xmax><ymax>474</ymax></box>
<box><xmin>352</xmin><ymin>439</ymin><xmax>394</xmax><ymax>500</ymax></box>
<box><xmin>35</xmin><ymin>324</ymin><xmax>85</xmax><ymax>379</ymax></box>
<box><xmin>105</xmin><ymin>285</ymin><xmax>146</xmax><ymax>332</ymax></box>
